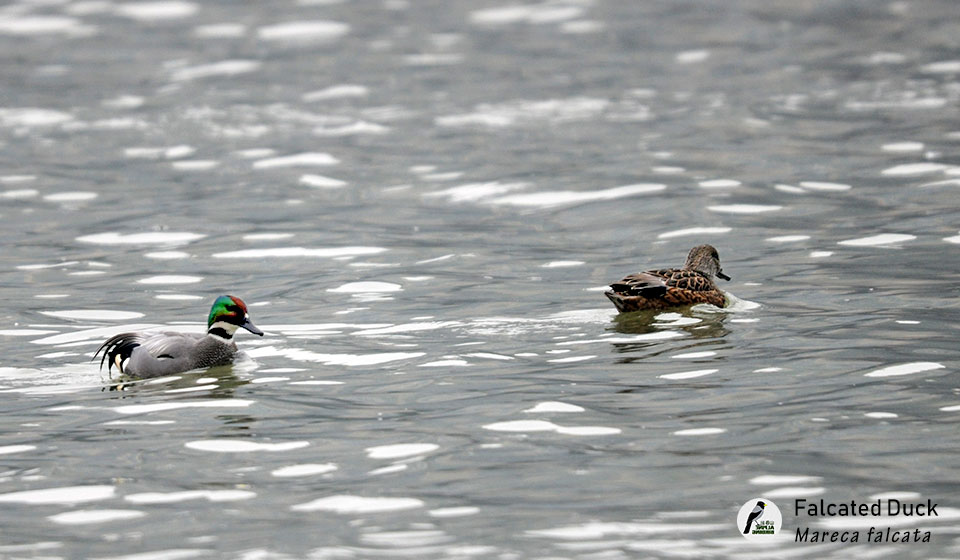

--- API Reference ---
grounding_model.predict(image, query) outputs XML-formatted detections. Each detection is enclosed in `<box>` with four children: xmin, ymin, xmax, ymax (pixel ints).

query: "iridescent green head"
<box><xmin>207</xmin><ymin>295</ymin><xmax>264</xmax><ymax>338</ymax></box>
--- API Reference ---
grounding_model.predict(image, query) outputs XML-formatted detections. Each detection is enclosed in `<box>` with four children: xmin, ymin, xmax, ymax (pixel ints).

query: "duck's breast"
<box><xmin>190</xmin><ymin>336</ymin><xmax>239</xmax><ymax>369</ymax></box>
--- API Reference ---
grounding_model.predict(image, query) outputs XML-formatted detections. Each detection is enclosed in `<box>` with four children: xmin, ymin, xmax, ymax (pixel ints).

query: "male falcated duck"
<box><xmin>605</xmin><ymin>245</ymin><xmax>731</xmax><ymax>312</ymax></box>
<box><xmin>95</xmin><ymin>295</ymin><xmax>263</xmax><ymax>378</ymax></box>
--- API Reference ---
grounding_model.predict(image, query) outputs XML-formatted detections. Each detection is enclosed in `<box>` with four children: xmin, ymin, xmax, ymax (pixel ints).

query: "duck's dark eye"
<box><xmin>711</xmin><ymin>250</ymin><xmax>719</xmax><ymax>259</ymax></box>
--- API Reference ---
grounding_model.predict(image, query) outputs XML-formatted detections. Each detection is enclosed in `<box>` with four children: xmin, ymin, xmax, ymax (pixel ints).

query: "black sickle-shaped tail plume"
<box><xmin>94</xmin><ymin>333</ymin><xmax>142</xmax><ymax>374</ymax></box>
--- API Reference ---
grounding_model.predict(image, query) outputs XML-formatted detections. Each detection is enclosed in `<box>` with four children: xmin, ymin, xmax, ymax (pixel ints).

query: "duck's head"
<box><xmin>684</xmin><ymin>244</ymin><xmax>731</xmax><ymax>281</ymax></box>
<box><xmin>207</xmin><ymin>295</ymin><xmax>264</xmax><ymax>338</ymax></box>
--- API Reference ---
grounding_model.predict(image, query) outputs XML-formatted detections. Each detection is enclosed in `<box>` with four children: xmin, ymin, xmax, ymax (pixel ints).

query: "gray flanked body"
<box><xmin>110</xmin><ymin>331</ymin><xmax>240</xmax><ymax>378</ymax></box>
<box><xmin>96</xmin><ymin>295</ymin><xmax>263</xmax><ymax>379</ymax></box>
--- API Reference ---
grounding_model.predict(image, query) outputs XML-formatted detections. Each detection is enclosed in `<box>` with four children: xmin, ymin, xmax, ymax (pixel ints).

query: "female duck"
<box><xmin>96</xmin><ymin>295</ymin><xmax>263</xmax><ymax>378</ymax></box>
<box><xmin>605</xmin><ymin>245</ymin><xmax>731</xmax><ymax>312</ymax></box>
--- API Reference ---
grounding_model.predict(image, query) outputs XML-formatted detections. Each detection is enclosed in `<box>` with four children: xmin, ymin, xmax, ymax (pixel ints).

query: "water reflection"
<box><xmin>610</xmin><ymin>308</ymin><xmax>730</xmax><ymax>343</ymax></box>
<box><xmin>103</xmin><ymin>366</ymin><xmax>251</xmax><ymax>398</ymax></box>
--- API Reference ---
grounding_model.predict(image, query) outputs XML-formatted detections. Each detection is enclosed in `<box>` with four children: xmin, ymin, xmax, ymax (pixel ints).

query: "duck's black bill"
<box><xmin>717</xmin><ymin>271</ymin><xmax>731</xmax><ymax>281</ymax></box>
<box><xmin>243</xmin><ymin>319</ymin><xmax>265</xmax><ymax>336</ymax></box>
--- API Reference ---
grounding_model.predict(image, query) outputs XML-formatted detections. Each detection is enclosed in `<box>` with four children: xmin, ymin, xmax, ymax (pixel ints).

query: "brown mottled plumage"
<box><xmin>605</xmin><ymin>245</ymin><xmax>731</xmax><ymax>312</ymax></box>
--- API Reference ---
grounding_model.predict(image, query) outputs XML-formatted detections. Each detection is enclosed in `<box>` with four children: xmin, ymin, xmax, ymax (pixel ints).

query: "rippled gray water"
<box><xmin>2</xmin><ymin>1</ymin><xmax>960</xmax><ymax>558</ymax></box>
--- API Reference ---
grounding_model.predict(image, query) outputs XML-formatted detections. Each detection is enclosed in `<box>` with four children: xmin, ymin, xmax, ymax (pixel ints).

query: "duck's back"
<box><xmin>123</xmin><ymin>332</ymin><xmax>237</xmax><ymax>377</ymax></box>
<box><xmin>606</xmin><ymin>267</ymin><xmax>725</xmax><ymax>312</ymax></box>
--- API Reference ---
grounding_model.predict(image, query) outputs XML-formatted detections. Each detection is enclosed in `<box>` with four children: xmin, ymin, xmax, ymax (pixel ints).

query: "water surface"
<box><xmin>2</xmin><ymin>1</ymin><xmax>960</xmax><ymax>558</ymax></box>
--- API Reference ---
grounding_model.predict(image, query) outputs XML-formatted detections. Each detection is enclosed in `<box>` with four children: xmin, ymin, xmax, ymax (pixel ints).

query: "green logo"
<box><xmin>738</xmin><ymin>498</ymin><xmax>782</xmax><ymax>541</ymax></box>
